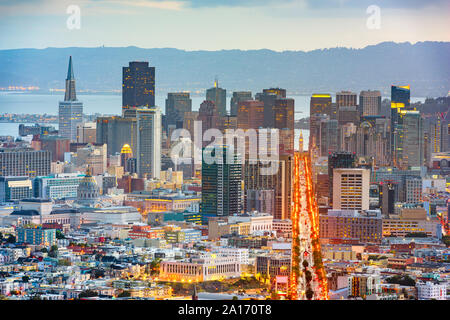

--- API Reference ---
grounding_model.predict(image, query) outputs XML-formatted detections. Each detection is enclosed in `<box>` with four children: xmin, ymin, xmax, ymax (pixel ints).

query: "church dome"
<box><xmin>77</xmin><ymin>167</ymin><xmax>100</xmax><ymax>201</ymax></box>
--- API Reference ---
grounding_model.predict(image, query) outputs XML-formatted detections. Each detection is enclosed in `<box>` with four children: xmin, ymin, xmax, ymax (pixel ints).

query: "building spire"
<box><xmin>64</xmin><ymin>56</ymin><xmax>77</xmax><ymax>101</ymax></box>
<box><xmin>67</xmin><ymin>56</ymin><xmax>75</xmax><ymax>80</ymax></box>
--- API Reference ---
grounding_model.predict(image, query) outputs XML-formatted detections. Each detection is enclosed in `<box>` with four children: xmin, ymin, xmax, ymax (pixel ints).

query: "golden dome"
<box><xmin>121</xmin><ymin>144</ymin><xmax>132</xmax><ymax>154</ymax></box>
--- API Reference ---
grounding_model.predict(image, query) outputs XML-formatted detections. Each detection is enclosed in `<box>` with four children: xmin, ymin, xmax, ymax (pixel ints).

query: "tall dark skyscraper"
<box><xmin>390</xmin><ymin>85</ymin><xmax>411</xmax><ymax>167</ymax></box>
<box><xmin>206</xmin><ymin>79</ymin><xmax>226</xmax><ymax>117</ymax></box>
<box><xmin>165</xmin><ymin>92</ymin><xmax>192</xmax><ymax>130</ymax></box>
<box><xmin>273</xmin><ymin>98</ymin><xmax>295</xmax><ymax>155</ymax></box>
<box><xmin>122</xmin><ymin>61</ymin><xmax>155</xmax><ymax>116</ymax></box>
<box><xmin>201</xmin><ymin>145</ymin><xmax>242</xmax><ymax>224</ymax></box>
<box><xmin>309</xmin><ymin>94</ymin><xmax>332</xmax><ymax>153</ymax></box>
<box><xmin>59</xmin><ymin>56</ymin><xmax>83</xmax><ymax>141</ymax></box>
<box><xmin>198</xmin><ymin>100</ymin><xmax>220</xmax><ymax>147</ymax></box>
<box><xmin>255</xmin><ymin>88</ymin><xmax>286</xmax><ymax>128</ymax></box>
<box><xmin>230</xmin><ymin>91</ymin><xmax>252</xmax><ymax>117</ymax></box>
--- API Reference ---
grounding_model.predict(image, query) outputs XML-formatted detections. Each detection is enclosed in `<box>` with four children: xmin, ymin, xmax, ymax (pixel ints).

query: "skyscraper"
<box><xmin>255</xmin><ymin>88</ymin><xmax>286</xmax><ymax>128</ymax></box>
<box><xmin>96</xmin><ymin>116</ymin><xmax>137</xmax><ymax>156</ymax></box>
<box><xmin>136</xmin><ymin>108</ymin><xmax>161</xmax><ymax>179</ymax></box>
<box><xmin>402</xmin><ymin>111</ymin><xmax>424</xmax><ymax>169</ymax></box>
<box><xmin>206</xmin><ymin>79</ymin><xmax>226</xmax><ymax>117</ymax></box>
<box><xmin>59</xmin><ymin>56</ymin><xmax>83</xmax><ymax>141</ymax></box>
<box><xmin>236</xmin><ymin>100</ymin><xmax>264</xmax><ymax>130</ymax></box>
<box><xmin>165</xmin><ymin>92</ymin><xmax>192</xmax><ymax>130</ymax></box>
<box><xmin>309</xmin><ymin>94</ymin><xmax>332</xmax><ymax>158</ymax></box>
<box><xmin>332</xmin><ymin>168</ymin><xmax>370</xmax><ymax>212</ymax></box>
<box><xmin>122</xmin><ymin>61</ymin><xmax>155</xmax><ymax>116</ymax></box>
<box><xmin>391</xmin><ymin>85</ymin><xmax>411</xmax><ymax>168</ymax></box>
<box><xmin>273</xmin><ymin>98</ymin><xmax>295</xmax><ymax>155</ymax></box>
<box><xmin>328</xmin><ymin>151</ymin><xmax>356</xmax><ymax>205</ymax></box>
<box><xmin>359</xmin><ymin>90</ymin><xmax>381</xmax><ymax>116</ymax></box>
<box><xmin>336</xmin><ymin>91</ymin><xmax>357</xmax><ymax>108</ymax></box>
<box><xmin>201</xmin><ymin>145</ymin><xmax>242</xmax><ymax>224</ymax></box>
<box><xmin>230</xmin><ymin>91</ymin><xmax>252</xmax><ymax>117</ymax></box>
<box><xmin>198</xmin><ymin>100</ymin><xmax>220</xmax><ymax>147</ymax></box>
<box><xmin>243</xmin><ymin>154</ymin><xmax>292</xmax><ymax>220</ymax></box>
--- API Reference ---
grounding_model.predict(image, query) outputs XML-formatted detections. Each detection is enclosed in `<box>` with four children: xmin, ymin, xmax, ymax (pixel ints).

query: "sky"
<box><xmin>0</xmin><ymin>0</ymin><xmax>449</xmax><ymax>51</ymax></box>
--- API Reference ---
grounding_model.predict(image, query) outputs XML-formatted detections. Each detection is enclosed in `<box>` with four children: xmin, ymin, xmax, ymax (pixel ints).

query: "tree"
<box><xmin>78</xmin><ymin>290</ymin><xmax>98</xmax><ymax>299</ymax></box>
<box><xmin>442</xmin><ymin>235</ymin><xmax>450</xmax><ymax>247</ymax></box>
<box><xmin>6</xmin><ymin>235</ymin><xmax>15</xmax><ymax>244</ymax></box>
<box><xmin>386</xmin><ymin>275</ymin><xmax>415</xmax><ymax>286</ymax></box>
<box><xmin>149</xmin><ymin>258</ymin><xmax>161</xmax><ymax>276</ymax></box>
<box><xmin>58</xmin><ymin>259</ymin><xmax>72</xmax><ymax>266</ymax></box>
<box><xmin>48</xmin><ymin>245</ymin><xmax>58</xmax><ymax>258</ymax></box>
<box><xmin>232</xmin><ymin>296</ymin><xmax>238</xmax><ymax>300</ymax></box>
<box><xmin>118</xmin><ymin>291</ymin><xmax>131</xmax><ymax>298</ymax></box>
<box><xmin>56</xmin><ymin>230</ymin><xmax>65</xmax><ymax>240</ymax></box>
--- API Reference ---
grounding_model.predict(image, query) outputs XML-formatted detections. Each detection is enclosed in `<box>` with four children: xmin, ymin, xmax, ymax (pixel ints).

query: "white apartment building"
<box><xmin>416</xmin><ymin>281</ymin><xmax>447</xmax><ymax>300</ymax></box>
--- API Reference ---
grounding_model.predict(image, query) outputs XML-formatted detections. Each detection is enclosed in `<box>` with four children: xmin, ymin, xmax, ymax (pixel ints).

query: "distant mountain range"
<box><xmin>0</xmin><ymin>41</ymin><xmax>449</xmax><ymax>97</ymax></box>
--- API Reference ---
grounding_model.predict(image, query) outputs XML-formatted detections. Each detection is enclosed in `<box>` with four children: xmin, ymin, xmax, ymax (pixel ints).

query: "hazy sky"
<box><xmin>0</xmin><ymin>0</ymin><xmax>449</xmax><ymax>51</ymax></box>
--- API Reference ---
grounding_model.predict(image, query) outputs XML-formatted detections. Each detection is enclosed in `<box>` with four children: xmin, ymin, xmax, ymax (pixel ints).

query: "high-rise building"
<box><xmin>243</xmin><ymin>154</ymin><xmax>292</xmax><ymax>220</ymax></box>
<box><xmin>402</xmin><ymin>111</ymin><xmax>424</xmax><ymax>169</ymax></box>
<box><xmin>58</xmin><ymin>56</ymin><xmax>83</xmax><ymax>141</ymax></box>
<box><xmin>137</xmin><ymin>108</ymin><xmax>161</xmax><ymax>179</ymax></box>
<box><xmin>310</xmin><ymin>94</ymin><xmax>332</xmax><ymax>116</ymax></box>
<box><xmin>336</xmin><ymin>91</ymin><xmax>357</xmax><ymax>108</ymax></box>
<box><xmin>0</xmin><ymin>150</ymin><xmax>51</xmax><ymax>177</ymax></box>
<box><xmin>40</xmin><ymin>135</ymin><xmax>70</xmax><ymax>162</ymax></box>
<box><xmin>273</xmin><ymin>98</ymin><xmax>295</xmax><ymax>155</ymax></box>
<box><xmin>328</xmin><ymin>151</ymin><xmax>356</xmax><ymax>205</ymax></box>
<box><xmin>390</xmin><ymin>85</ymin><xmax>411</xmax><ymax>167</ymax></box>
<box><xmin>356</xmin><ymin>116</ymin><xmax>391</xmax><ymax>166</ymax></box>
<box><xmin>237</xmin><ymin>100</ymin><xmax>264</xmax><ymax>130</ymax></box>
<box><xmin>206</xmin><ymin>79</ymin><xmax>226</xmax><ymax>117</ymax></box>
<box><xmin>165</xmin><ymin>92</ymin><xmax>192</xmax><ymax>131</ymax></box>
<box><xmin>332</xmin><ymin>168</ymin><xmax>370</xmax><ymax>212</ymax></box>
<box><xmin>76</xmin><ymin>122</ymin><xmax>96</xmax><ymax>144</ymax></box>
<box><xmin>255</xmin><ymin>88</ymin><xmax>286</xmax><ymax>128</ymax></box>
<box><xmin>122</xmin><ymin>61</ymin><xmax>155</xmax><ymax>116</ymax></box>
<box><xmin>359</xmin><ymin>90</ymin><xmax>381</xmax><ymax>116</ymax></box>
<box><xmin>318</xmin><ymin>117</ymin><xmax>339</xmax><ymax>157</ymax></box>
<box><xmin>198</xmin><ymin>100</ymin><xmax>220</xmax><ymax>147</ymax></box>
<box><xmin>201</xmin><ymin>145</ymin><xmax>242</xmax><ymax>224</ymax></box>
<box><xmin>230</xmin><ymin>91</ymin><xmax>252</xmax><ymax>117</ymax></box>
<box><xmin>96</xmin><ymin>116</ymin><xmax>137</xmax><ymax>156</ymax></box>
<box><xmin>309</xmin><ymin>94</ymin><xmax>332</xmax><ymax>157</ymax></box>
<box><xmin>405</xmin><ymin>177</ymin><xmax>422</xmax><ymax>204</ymax></box>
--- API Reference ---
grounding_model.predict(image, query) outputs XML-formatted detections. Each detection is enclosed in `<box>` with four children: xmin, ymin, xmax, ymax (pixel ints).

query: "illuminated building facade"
<box><xmin>332</xmin><ymin>168</ymin><xmax>370</xmax><ymax>212</ymax></box>
<box><xmin>122</xmin><ymin>61</ymin><xmax>155</xmax><ymax>115</ymax></box>
<box><xmin>230</xmin><ymin>91</ymin><xmax>252</xmax><ymax>117</ymax></box>
<box><xmin>206</xmin><ymin>79</ymin><xmax>227</xmax><ymax>117</ymax></box>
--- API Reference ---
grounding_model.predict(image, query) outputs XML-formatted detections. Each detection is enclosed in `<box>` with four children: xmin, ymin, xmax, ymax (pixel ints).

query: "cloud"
<box><xmin>179</xmin><ymin>0</ymin><xmax>449</xmax><ymax>9</ymax></box>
